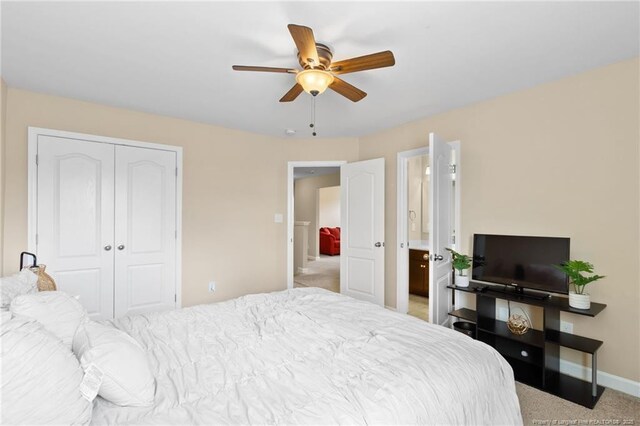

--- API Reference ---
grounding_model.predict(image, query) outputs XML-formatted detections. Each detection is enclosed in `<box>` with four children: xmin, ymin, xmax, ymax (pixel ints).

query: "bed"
<box><xmin>88</xmin><ymin>287</ymin><xmax>522</xmax><ymax>425</ymax></box>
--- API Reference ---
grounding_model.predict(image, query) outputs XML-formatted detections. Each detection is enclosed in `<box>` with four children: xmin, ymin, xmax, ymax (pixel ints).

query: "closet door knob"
<box><xmin>117</xmin><ymin>245</ymin><xmax>125</xmax><ymax>251</ymax></box>
<box><xmin>104</xmin><ymin>245</ymin><xmax>112</xmax><ymax>251</ymax></box>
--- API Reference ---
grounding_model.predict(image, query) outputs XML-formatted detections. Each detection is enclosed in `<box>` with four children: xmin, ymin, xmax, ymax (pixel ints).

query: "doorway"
<box><xmin>406</xmin><ymin>152</ymin><xmax>430</xmax><ymax>321</ymax></box>
<box><xmin>287</xmin><ymin>161</ymin><xmax>346</xmax><ymax>291</ymax></box>
<box><xmin>396</xmin><ymin>140</ymin><xmax>460</xmax><ymax>323</ymax></box>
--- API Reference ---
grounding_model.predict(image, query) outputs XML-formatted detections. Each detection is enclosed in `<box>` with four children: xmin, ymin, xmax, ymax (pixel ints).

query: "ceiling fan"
<box><xmin>232</xmin><ymin>24</ymin><xmax>395</xmax><ymax>103</ymax></box>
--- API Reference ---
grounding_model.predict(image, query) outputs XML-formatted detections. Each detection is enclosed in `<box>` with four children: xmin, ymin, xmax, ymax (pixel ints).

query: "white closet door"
<box><xmin>114</xmin><ymin>146</ymin><xmax>176</xmax><ymax>317</ymax></box>
<box><xmin>36</xmin><ymin>136</ymin><xmax>115</xmax><ymax>320</ymax></box>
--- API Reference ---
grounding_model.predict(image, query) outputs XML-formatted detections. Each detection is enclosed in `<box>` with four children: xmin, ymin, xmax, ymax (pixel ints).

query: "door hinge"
<box><xmin>35</xmin><ymin>234</ymin><xmax>38</xmax><ymax>245</ymax></box>
<box><xmin>449</xmin><ymin>164</ymin><xmax>457</xmax><ymax>174</ymax></box>
<box><xmin>175</xmin><ymin>167</ymin><xmax>178</xmax><ymax>177</ymax></box>
<box><xmin>35</xmin><ymin>154</ymin><xmax>39</xmax><ymax>166</ymax></box>
<box><xmin>452</xmin><ymin>235</ymin><xmax>456</xmax><ymax>244</ymax></box>
<box><xmin>174</xmin><ymin>294</ymin><xmax>177</xmax><ymax>303</ymax></box>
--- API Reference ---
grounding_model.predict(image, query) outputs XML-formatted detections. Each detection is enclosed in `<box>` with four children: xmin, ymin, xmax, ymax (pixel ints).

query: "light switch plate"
<box><xmin>274</xmin><ymin>213</ymin><xmax>283</xmax><ymax>223</ymax></box>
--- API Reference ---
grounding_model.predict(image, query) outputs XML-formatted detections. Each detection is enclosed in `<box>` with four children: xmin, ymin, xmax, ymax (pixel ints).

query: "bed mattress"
<box><xmin>91</xmin><ymin>288</ymin><xmax>522</xmax><ymax>425</ymax></box>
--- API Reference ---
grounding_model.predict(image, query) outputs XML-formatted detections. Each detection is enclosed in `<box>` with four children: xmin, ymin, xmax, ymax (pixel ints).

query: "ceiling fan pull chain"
<box><xmin>310</xmin><ymin>96</ymin><xmax>317</xmax><ymax>136</ymax></box>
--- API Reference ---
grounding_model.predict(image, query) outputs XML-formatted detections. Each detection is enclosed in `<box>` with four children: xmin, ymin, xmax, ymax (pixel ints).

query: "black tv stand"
<box><xmin>448</xmin><ymin>281</ymin><xmax>606</xmax><ymax>409</ymax></box>
<box><xmin>486</xmin><ymin>284</ymin><xmax>550</xmax><ymax>300</ymax></box>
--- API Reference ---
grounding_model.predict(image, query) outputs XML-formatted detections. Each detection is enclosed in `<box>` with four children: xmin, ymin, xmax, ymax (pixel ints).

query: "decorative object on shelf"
<box><xmin>507</xmin><ymin>301</ymin><xmax>531</xmax><ymax>335</ymax></box>
<box><xmin>446</xmin><ymin>248</ymin><xmax>472</xmax><ymax>287</ymax></box>
<box><xmin>555</xmin><ymin>260</ymin><xmax>605</xmax><ymax>310</ymax></box>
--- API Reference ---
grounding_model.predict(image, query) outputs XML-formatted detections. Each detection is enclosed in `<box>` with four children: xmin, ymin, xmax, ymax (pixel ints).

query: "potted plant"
<box><xmin>555</xmin><ymin>260</ymin><xmax>605</xmax><ymax>309</ymax></box>
<box><xmin>446</xmin><ymin>248</ymin><xmax>472</xmax><ymax>287</ymax></box>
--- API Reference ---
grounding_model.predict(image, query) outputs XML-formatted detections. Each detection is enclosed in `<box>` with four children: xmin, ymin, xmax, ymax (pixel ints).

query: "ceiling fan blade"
<box><xmin>330</xmin><ymin>51</ymin><xmax>395</xmax><ymax>75</ymax></box>
<box><xmin>288</xmin><ymin>24</ymin><xmax>320</xmax><ymax>68</ymax></box>
<box><xmin>329</xmin><ymin>77</ymin><xmax>367</xmax><ymax>102</ymax></box>
<box><xmin>232</xmin><ymin>65</ymin><xmax>297</xmax><ymax>74</ymax></box>
<box><xmin>279</xmin><ymin>83</ymin><xmax>304</xmax><ymax>102</ymax></box>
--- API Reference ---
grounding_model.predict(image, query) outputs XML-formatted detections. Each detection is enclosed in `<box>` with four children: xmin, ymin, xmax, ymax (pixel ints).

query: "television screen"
<box><xmin>472</xmin><ymin>234</ymin><xmax>570</xmax><ymax>294</ymax></box>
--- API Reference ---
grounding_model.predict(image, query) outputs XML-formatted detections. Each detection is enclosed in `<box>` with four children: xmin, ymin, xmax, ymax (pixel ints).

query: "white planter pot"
<box><xmin>569</xmin><ymin>291</ymin><xmax>591</xmax><ymax>310</ymax></box>
<box><xmin>456</xmin><ymin>275</ymin><xmax>469</xmax><ymax>288</ymax></box>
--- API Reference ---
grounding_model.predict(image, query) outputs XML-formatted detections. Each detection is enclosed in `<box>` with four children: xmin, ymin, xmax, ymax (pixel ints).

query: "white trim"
<box><xmin>449</xmin><ymin>140</ymin><xmax>461</xmax><ymax>254</ymax></box>
<box><xmin>559</xmin><ymin>359</ymin><xmax>640</xmax><ymax>398</ymax></box>
<box><xmin>27</xmin><ymin>127</ymin><xmax>39</xmax><ymax>254</ymax></box>
<box><xmin>307</xmin><ymin>255</ymin><xmax>317</xmax><ymax>261</ymax></box>
<box><xmin>175</xmin><ymin>148</ymin><xmax>183</xmax><ymax>309</ymax></box>
<box><xmin>286</xmin><ymin>161</ymin><xmax>346</xmax><ymax>289</ymax></box>
<box><xmin>396</xmin><ymin>147</ymin><xmax>429</xmax><ymax>315</ymax></box>
<box><xmin>27</xmin><ymin>126</ymin><xmax>184</xmax><ymax>309</ymax></box>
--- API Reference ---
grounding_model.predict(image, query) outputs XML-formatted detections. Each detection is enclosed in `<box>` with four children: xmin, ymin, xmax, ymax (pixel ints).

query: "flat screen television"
<box><xmin>472</xmin><ymin>234</ymin><xmax>570</xmax><ymax>296</ymax></box>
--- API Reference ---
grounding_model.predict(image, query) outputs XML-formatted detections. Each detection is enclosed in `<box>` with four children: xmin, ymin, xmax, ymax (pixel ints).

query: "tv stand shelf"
<box><xmin>447</xmin><ymin>282</ymin><xmax>606</xmax><ymax>409</ymax></box>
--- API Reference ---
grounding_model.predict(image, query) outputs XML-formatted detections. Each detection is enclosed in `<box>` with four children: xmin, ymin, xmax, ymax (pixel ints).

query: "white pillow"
<box><xmin>10</xmin><ymin>291</ymin><xmax>88</xmax><ymax>348</ymax></box>
<box><xmin>1</xmin><ymin>317</ymin><xmax>93</xmax><ymax>425</ymax></box>
<box><xmin>73</xmin><ymin>320</ymin><xmax>156</xmax><ymax>406</ymax></box>
<box><xmin>0</xmin><ymin>269</ymin><xmax>38</xmax><ymax>309</ymax></box>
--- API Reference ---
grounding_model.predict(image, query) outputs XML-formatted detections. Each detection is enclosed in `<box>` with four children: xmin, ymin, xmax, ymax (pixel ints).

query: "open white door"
<box><xmin>429</xmin><ymin>133</ymin><xmax>454</xmax><ymax>325</ymax></box>
<box><xmin>340</xmin><ymin>158</ymin><xmax>385</xmax><ymax>306</ymax></box>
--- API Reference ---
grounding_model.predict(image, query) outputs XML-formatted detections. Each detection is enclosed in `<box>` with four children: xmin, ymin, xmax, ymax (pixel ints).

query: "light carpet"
<box><xmin>517</xmin><ymin>382</ymin><xmax>639</xmax><ymax>425</ymax></box>
<box><xmin>293</xmin><ymin>255</ymin><xmax>339</xmax><ymax>293</ymax></box>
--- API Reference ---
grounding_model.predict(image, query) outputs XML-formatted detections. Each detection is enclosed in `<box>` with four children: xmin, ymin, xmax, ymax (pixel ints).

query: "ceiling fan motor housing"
<box><xmin>298</xmin><ymin>43</ymin><xmax>333</xmax><ymax>69</ymax></box>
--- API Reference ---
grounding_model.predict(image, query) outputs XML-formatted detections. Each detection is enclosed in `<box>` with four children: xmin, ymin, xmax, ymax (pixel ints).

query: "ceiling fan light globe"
<box><xmin>295</xmin><ymin>69</ymin><xmax>334</xmax><ymax>95</ymax></box>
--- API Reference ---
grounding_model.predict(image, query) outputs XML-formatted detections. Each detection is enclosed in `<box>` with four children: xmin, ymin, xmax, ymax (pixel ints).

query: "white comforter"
<box><xmin>91</xmin><ymin>288</ymin><xmax>522</xmax><ymax>425</ymax></box>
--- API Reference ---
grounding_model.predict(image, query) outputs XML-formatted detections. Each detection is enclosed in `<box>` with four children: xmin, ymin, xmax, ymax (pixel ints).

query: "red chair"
<box><xmin>319</xmin><ymin>227</ymin><xmax>340</xmax><ymax>255</ymax></box>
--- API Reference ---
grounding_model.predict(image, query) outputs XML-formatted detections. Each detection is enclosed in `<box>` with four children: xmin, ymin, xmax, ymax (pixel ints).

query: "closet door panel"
<box><xmin>114</xmin><ymin>146</ymin><xmax>176</xmax><ymax>317</ymax></box>
<box><xmin>36</xmin><ymin>136</ymin><xmax>115</xmax><ymax>320</ymax></box>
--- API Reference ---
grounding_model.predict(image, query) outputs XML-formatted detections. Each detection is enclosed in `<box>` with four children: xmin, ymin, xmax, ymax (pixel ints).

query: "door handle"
<box><xmin>374</xmin><ymin>242</ymin><xmax>383</xmax><ymax>248</ymax></box>
<box><xmin>423</xmin><ymin>254</ymin><xmax>429</xmax><ymax>261</ymax></box>
<box><xmin>117</xmin><ymin>245</ymin><xmax>125</xmax><ymax>251</ymax></box>
<box><xmin>104</xmin><ymin>245</ymin><xmax>112</xmax><ymax>251</ymax></box>
<box><xmin>431</xmin><ymin>254</ymin><xmax>444</xmax><ymax>261</ymax></box>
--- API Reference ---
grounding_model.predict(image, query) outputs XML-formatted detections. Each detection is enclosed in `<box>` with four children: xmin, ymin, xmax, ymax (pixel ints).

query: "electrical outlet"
<box><xmin>208</xmin><ymin>281</ymin><xmax>216</xmax><ymax>293</ymax></box>
<box><xmin>498</xmin><ymin>307</ymin><xmax>509</xmax><ymax>321</ymax></box>
<box><xmin>560</xmin><ymin>320</ymin><xmax>573</xmax><ymax>334</ymax></box>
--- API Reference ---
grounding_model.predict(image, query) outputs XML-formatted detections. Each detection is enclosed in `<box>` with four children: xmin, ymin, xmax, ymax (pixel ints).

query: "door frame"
<box><xmin>395</xmin><ymin>141</ymin><xmax>461</xmax><ymax>317</ymax></box>
<box><xmin>286</xmin><ymin>160</ymin><xmax>346</xmax><ymax>289</ymax></box>
<box><xmin>27</xmin><ymin>127</ymin><xmax>184</xmax><ymax>308</ymax></box>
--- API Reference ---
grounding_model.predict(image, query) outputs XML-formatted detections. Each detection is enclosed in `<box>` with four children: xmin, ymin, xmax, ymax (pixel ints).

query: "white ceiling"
<box><xmin>1</xmin><ymin>2</ymin><xmax>638</xmax><ymax>138</ymax></box>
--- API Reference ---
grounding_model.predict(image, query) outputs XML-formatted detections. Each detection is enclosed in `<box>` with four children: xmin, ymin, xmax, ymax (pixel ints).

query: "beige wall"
<box><xmin>358</xmin><ymin>58</ymin><xmax>640</xmax><ymax>382</ymax></box>
<box><xmin>0</xmin><ymin>78</ymin><xmax>6</xmax><ymax>275</ymax></box>
<box><xmin>294</xmin><ymin>172</ymin><xmax>340</xmax><ymax>258</ymax></box>
<box><xmin>319</xmin><ymin>186</ymin><xmax>341</xmax><ymax>229</ymax></box>
<box><xmin>1</xmin><ymin>88</ymin><xmax>359</xmax><ymax>306</ymax></box>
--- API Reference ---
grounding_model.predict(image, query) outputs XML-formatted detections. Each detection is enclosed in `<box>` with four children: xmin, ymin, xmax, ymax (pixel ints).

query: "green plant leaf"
<box><xmin>554</xmin><ymin>260</ymin><xmax>605</xmax><ymax>289</ymax></box>
<box><xmin>446</xmin><ymin>247</ymin><xmax>472</xmax><ymax>274</ymax></box>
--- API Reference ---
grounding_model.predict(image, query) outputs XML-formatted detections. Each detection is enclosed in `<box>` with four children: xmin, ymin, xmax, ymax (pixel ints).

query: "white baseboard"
<box><xmin>296</xmin><ymin>267</ymin><xmax>308</xmax><ymax>274</ymax></box>
<box><xmin>559</xmin><ymin>359</ymin><xmax>640</xmax><ymax>398</ymax></box>
<box><xmin>385</xmin><ymin>305</ymin><xmax>396</xmax><ymax>312</ymax></box>
<box><xmin>307</xmin><ymin>255</ymin><xmax>318</xmax><ymax>261</ymax></box>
